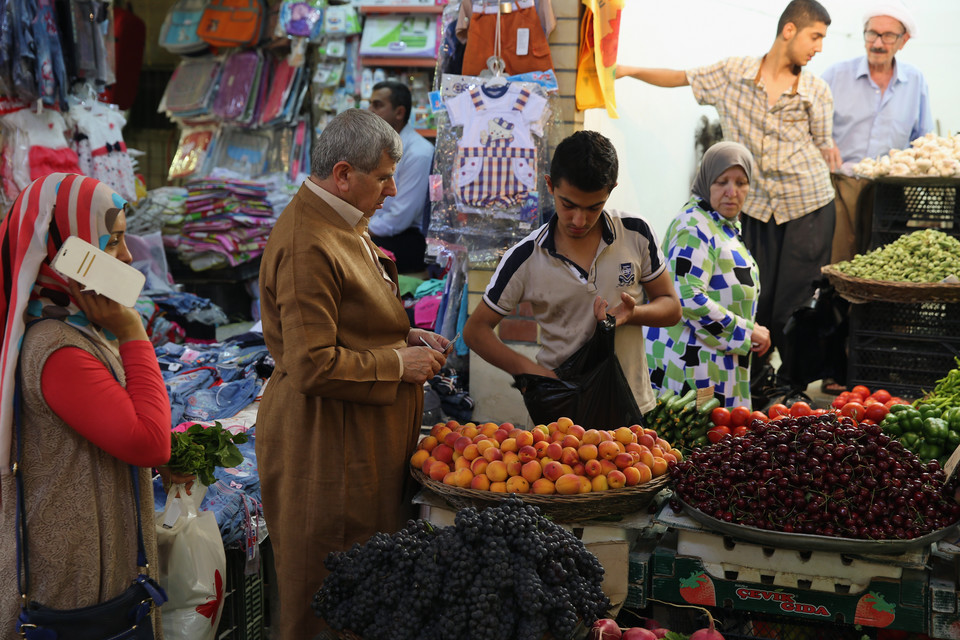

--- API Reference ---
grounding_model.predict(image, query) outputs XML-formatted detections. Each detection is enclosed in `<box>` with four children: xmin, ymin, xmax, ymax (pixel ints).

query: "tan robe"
<box><xmin>0</xmin><ymin>320</ymin><xmax>163</xmax><ymax>637</ymax></box>
<box><xmin>257</xmin><ymin>185</ymin><xmax>423</xmax><ymax>638</ymax></box>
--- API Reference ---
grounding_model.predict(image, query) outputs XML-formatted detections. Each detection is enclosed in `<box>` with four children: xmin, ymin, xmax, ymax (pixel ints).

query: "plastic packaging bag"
<box><xmin>513</xmin><ymin>318</ymin><xmax>642</xmax><ymax>429</ymax></box>
<box><xmin>155</xmin><ymin>484</ymin><xmax>227</xmax><ymax>640</ymax></box>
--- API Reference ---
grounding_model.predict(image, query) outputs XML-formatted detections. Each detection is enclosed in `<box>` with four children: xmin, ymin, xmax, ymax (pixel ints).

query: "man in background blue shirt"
<box><xmin>821</xmin><ymin>0</ymin><xmax>932</xmax><ymax>263</ymax></box>
<box><xmin>367</xmin><ymin>79</ymin><xmax>435</xmax><ymax>273</ymax></box>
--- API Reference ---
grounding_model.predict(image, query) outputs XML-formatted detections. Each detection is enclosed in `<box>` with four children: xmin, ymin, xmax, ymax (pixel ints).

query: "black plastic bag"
<box><xmin>512</xmin><ymin>318</ymin><xmax>643</xmax><ymax>429</ymax></box>
<box><xmin>781</xmin><ymin>278</ymin><xmax>849</xmax><ymax>387</ymax></box>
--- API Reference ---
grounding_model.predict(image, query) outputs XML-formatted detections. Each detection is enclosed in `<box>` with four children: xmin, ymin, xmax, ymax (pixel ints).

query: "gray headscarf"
<box><xmin>691</xmin><ymin>141</ymin><xmax>756</xmax><ymax>206</ymax></box>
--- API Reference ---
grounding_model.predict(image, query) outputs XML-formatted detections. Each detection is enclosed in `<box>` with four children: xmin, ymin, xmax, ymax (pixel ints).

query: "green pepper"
<box><xmin>945</xmin><ymin>407</ymin><xmax>960</xmax><ymax>431</ymax></box>
<box><xmin>923</xmin><ymin>417</ymin><xmax>948</xmax><ymax>443</ymax></box>
<box><xmin>890</xmin><ymin>404</ymin><xmax>913</xmax><ymax>414</ymax></box>
<box><xmin>947</xmin><ymin>429</ymin><xmax>960</xmax><ymax>449</ymax></box>
<box><xmin>918</xmin><ymin>442</ymin><xmax>944</xmax><ymax>461</ymax></box>
<box><xmin>883</xmin><ymin>422</ymin><xmax>904</xmax><ymax>437</ymax></box>
<box><xmin>901</xmin><ymin>409</ymin><xmax>924</xmax><ymax>433</ymax></box>
<box><xmin>900</xmin><ymin>432</ymin><xmax>921</xmax><ymax>450</ymax></box>
<box><xmin>921</xmin><ymin>406</ymin><xmax>943</xmax><ymax>421</ymax></box>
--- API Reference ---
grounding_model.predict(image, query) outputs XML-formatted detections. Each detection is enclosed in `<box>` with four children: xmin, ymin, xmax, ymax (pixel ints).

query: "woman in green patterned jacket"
<box><xmin>645</xmin><ymin>142</ymin><xmax>771</xmax><ymax>409</ymax></box>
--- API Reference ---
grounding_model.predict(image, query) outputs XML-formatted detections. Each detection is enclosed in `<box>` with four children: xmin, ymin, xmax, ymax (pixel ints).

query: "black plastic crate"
<box><xmin>216</xmin><ymin>544</ymin><xmax>268</xmax><ymax>640</ymax></box>
<box><xmin>847</xmin><ymin>301</ymin><xmax>960</xmax><ymax>399</ymax></box>
<box><xmin>870</xmin><ymin>178</ymin><xmax>960</xmax><ymax>250</ymax></box>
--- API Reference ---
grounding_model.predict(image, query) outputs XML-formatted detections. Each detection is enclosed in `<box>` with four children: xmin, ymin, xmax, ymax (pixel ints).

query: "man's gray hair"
<box><xmin>311</xmin><ymin>109</ymin><xmax>403</xmax><ymax>178</ymax></box>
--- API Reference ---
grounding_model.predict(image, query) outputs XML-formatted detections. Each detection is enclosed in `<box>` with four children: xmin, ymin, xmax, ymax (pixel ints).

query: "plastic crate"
<box><xmin>847</xmin><ymin>301</ymin><xmax>960</xmax><ymax>399</ymax></box>
<box><xmin>870</xmin><ymin>178</ymin><xmax>960</xmax><ymax>250</ymax></box>
<box><xmin>216</xmin><ymin>543</ymin><xmax>268</xmax><ymax>640</ymax></box>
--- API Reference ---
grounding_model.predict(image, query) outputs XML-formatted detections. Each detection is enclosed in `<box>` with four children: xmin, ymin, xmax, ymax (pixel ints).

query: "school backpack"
<box><xmin>159</xmin><ymin>0</ymin><xmax>209</xmax><ymax>55</ymax></box>
<box><xmin>197</xmin><ymin>0</ymin><xmax>265</xmax><ymax>49</ymax></box>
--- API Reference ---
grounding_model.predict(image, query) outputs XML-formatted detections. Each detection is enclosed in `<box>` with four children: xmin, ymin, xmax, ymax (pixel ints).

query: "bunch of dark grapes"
<box><xmin>311</xmin><ymin>496</ymin><xmax>610</xmax><ymax>640</ymax></box>
<box><xmin>670</xmin><ymin>413</ymin><xmax>960</xmax><ymax>540</ymax></box>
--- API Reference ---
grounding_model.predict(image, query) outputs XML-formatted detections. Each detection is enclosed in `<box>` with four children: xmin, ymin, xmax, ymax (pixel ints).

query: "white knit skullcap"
<box><xmin>863</xmin><ymin>0</ymin><xmax>918</xmax><ymax>37</ymax></box>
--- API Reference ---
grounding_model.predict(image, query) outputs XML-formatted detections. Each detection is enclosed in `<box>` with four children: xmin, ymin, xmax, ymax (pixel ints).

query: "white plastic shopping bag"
<box><xmin>155</xmin><ymin>483</ymin><xmax>227</xmax><ymax>639</ymax></box>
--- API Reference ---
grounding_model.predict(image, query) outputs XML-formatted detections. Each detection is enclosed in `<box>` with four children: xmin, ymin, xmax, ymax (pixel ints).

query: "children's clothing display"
<box><xmin>460</xmin><ymin>0</ymin><xmax>554</xmax><ymax>76</ymax></box>
<box><xmin>446</xmin><ymin>82</ymin><xmax>547</xmax><ymax>213</ymax></box>
<box><xmin>69</xmin><ymin>102</ymin><xmax>137</xmax><ymax>201</ymax></box>
<box><xmin>0</xmin><ymin>108</ymin><xmax>81</xmax><ymax>197</ymax></box>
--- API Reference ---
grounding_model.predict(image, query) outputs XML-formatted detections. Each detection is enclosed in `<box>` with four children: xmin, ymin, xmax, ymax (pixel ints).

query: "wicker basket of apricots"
<box><xmin>409</xmin><ymin>416</ymin><xmax>676</xmax><ymax>522</ymax></box>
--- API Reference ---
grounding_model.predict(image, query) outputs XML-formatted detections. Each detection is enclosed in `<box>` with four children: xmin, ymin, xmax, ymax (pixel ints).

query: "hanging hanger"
<box><xmin>482</xmin><ymin>1</ymin><xmax>508</xmax><ymax>89</ymax></box>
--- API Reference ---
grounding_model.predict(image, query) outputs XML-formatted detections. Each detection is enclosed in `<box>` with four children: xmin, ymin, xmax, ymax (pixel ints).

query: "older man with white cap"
<box><xmin>815</xmin><ymin>0</ymin><xmax>932</xmax><ymax>395</ymax></box>
<box><xmin>821</xmin><ymin>0</ymin><xmax>932</xmax><ymax>255</ymax></box>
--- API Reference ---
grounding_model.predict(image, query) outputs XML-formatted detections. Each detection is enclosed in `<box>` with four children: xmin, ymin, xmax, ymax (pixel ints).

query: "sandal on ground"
<box><xmin>820</xmin><ymin>378</ymin><xmax>847</xmax><ymax>396</ymax></box>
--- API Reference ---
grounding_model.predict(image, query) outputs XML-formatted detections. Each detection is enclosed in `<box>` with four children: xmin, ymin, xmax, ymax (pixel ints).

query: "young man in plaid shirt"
<box><xmin>618</xmin><ymin>0</ymin><xmax>837</xmax><ymax>392</ymax></box>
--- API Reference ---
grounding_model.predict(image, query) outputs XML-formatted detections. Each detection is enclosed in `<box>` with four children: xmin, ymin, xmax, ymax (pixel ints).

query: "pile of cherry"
<box><xmin>670</xmin><ymin>413</ymin><xmax>960</xmax><ymax>540</ymax></box>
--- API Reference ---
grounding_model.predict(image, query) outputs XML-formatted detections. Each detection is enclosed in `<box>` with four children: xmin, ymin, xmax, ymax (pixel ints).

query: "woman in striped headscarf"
<box><xmin>0</xmin><ymin>174</ymin><xmax>170</xmax><ymax>635</ymax></box>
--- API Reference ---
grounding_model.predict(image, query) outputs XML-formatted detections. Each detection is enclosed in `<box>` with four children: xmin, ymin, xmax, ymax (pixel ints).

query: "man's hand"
<box><xmin>398</xmin><ymin>346</ymin><xmax>445</xmax><ymax>384</ymax></box>
<box><xmin>407</xmin><ymin>328</ymin><xmax>451</xmax><ymax>353</ymax></box>
<box><xmin>594</xmin><ymin>292</ymin><xmax>637</xmax><ymax>327</ymax></box>
<box><xmin>750</xmin><ymin>324</ymin><xmax>772</xmax><ymax>357</ymax></box>
<box><xmin>821</xmin><ymin>144</ymin><xmax>842</xmax><ymax>172</ymax></box>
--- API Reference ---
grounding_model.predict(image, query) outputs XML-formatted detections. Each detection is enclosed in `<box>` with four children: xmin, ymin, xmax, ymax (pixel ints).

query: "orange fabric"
<box><xmin>462</xmin><ymin>6</ymin><xmax>554</xmax><ymax>76</ymax></box>
<box><xmin>197</xmin><ymin>0</ymin><xmax>264</xmax><ymax>48</ymax></box>
<box><xmin>575</xmin><ymin>7</ymin><xmax>602</xmax><ymax>111</ymax></box>
<box><xmin>577</xmin><ymin>0</ymin><xmax>624</xmax><ymax>117</ymax></box>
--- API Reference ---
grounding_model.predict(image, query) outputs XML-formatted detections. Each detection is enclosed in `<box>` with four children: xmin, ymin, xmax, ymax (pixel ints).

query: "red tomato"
<box><xmin>836</xmin><ymin>391</ymin><xmax>852</xmax><ymax>403</ymax></box>
<box><xmin>768</xmin><ymin>403</ymin><xmax>790</xmax><ymax>419</ymax></box>
<box><xmin>813</xmin><ymin>408</ymin><xmax>828</xmax><ymax>416</ymax></box>
<box><xmin>851</xmin><ymin>385</ymin><xmax>871</xmax><ymax>400</ymax></box>
<box><xmin>863</xmin><ymin>397</ymin><xmax>881</xmax><ymax>407</ymax></box>
<box><xmin>870</xmin><ymin>389</ymin><xmax>892</xmax><ymax>404</ymax></box>
<box><xmin>884</xmin><ymin>399</ymin><xmax>900</xmax><ymax>409</ymax></box>
<box><xmin>831</xmin><ymin>396</ymin><xmax>848</xmax><ymax>410</ymax></box>
<box><xmin>710</xmin><ymin>407</ymin><xmax>732</xmax><ymax>427</ymax></box>
<box><xmin>840</xmin><ymin>402</ymin><xmax>866</xmax><ymax>422</ymax></box>
<box><xmin>865</xmin><ymin>403</ymin><xmax>889</xmax><ymax>423</ymax></box>
<box><xmin>749</xmin><ymin>410</ymin><xmax>769</xmax><ymax>424</ymax></box>
<box><xmin>730</xmin><ymin>406</ymin><xmax>751</xmax><ymax>428</ymax></box>
<box><xmin>889</xmin><ymin>397</ymin><xmax>907</xmax><ymax>406</ymax></box>
<box><xmin>732</xmin><ymin>425</ymin><xmax>749</xmax><ymax>437</ymax></box>
<box><xmin>707</xmin><ymin>426</ymin><xmax>731</xmax><ymax>444</ymax></box>
<box><xmin>789</xmin><ymin>401</ymin><xmax>812</xmax><ymax>417</ymax></box>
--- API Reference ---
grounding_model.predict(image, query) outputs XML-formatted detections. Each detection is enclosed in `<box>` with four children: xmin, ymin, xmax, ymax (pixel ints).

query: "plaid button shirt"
<box><xmin>687</xmin><ymin>56</ymin><xmax>835</xmax><ymax>224</ymax></box>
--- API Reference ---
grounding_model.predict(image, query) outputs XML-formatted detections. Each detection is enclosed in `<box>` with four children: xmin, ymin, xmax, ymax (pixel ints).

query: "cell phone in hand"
<box><xmin>51</xmin><ymin>236</ymin><xmax>145</xmax><ymax>307</ymax></box>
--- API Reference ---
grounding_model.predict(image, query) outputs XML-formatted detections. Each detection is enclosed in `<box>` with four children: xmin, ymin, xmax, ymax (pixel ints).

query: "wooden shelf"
<box><xmin>359</xmin><ymin>4</ymin><xmax>444</xmax><ymax>14</ymax></box>
<box><xmin>360</xmin><ymin>56</ymin><xmax>437</xmax><ymax>68</ymax></box>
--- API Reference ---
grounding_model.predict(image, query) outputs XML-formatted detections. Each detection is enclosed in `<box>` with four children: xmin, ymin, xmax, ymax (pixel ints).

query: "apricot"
<box><xmin>514</xmin><ymin>430</ymin><xmax>535</xmax><ymax>448</ymax></box>
<box><xmin>418</xmin><ymin>436</ymin><xmax>439</xmax><ymax>452</ymax></box>
<box><xmin>591</xmin><ymin>475</ymin><xmax>609</xmax><ymax>492</ymax></box>
<box><xmin>502</xmin><ymin>451</ymin><xmax>520</xmax><ymax>465</ymax></box>
<box><xmin>442</xmin><ymin>471</ymin><xmax>457</xmax><ymax>485</ymax></box>
<box><xmin>584</xmin><ymin>459</ymin><xmax>603</xmax><ymax>478</ymax></box>
<box><xmin>633</xmin><ymin>462</ymin><xmax>653</xmax><ymax>484</ymax></box>
<box><xmin>518</xmin><ymin>445</ymin><xmax>538</xmax><ymax>463</ymax></box>
<box><xmin>572</xmin><ymin>463</ymin><xmax>585</xmax><ymax>476</ymax></box>
<box><xmin>625</xmin><ymin>442</ymin><xmax>642</xmax><ymax>455</ymax></box>
<box><xmin>470</xmin><ymin>458</ymin><xmax>489</xmax><ymax>476</ymax></box>
<box><xmin>433</xmin><ymin>444</ymin><xmax>454</xmax><ymax>464</ymax></box>
<box><xmin>614</xmin><ymin>427</ymin><xmax>634</xmax><ymax>444</ymax></box>
<box><xmin>560</xmin><ymin>447</ymin><xmax>581</xmax><ymax>466</ymax></box>
<box><xmin>500</xmin><ymin>437</ymin><xmax>519</xmax><ymax>453</ymax></box>
<box><xmin>598</xmin><ymin>440</ymin><xmax>620</xmax><ymax>461</ymax></box>
<box><xmin>556</xmin><ymin>417</ymin><xmax>574</xmax><ymax>433</ymax></box>
<box><xmin>505</xmin><ymin>476</ymin><xmax>530</xmax><ymax>494</ymax></box>
<box><xmin>559</xmin><ymin>464</ymin><xmax>574</xmax><ymax>475</ymax></box>
<box><xmin>651</xmin><ymin>457</ymin><xmax>669</xmax><ymax>477</ymax></box>
<box><xmin>480</xmin><ymin>422</ymin><xmax>499</xmax><ymax>437</ymax></box>
<box><xmin>638</xmin><ymin>450</ymin><xmax>655</xmax><ymax>469</ymax></box>
<box><xmin>486</xmin><ymin>460</ymin><xmax>508</xmax><ymax>482</ymax></box>
<box><xmin>545</xmin><ymin>442</ymin><xmax>563</xmax><ymax>460</ymax></box>
<box><xmin>470</xmin><ymin>474</ymin><xmax>491</xmax><ymax>491</ymax></box>
<box><xmin>410</xmin><ymin>449</ymin><xmax>430</xmax><ymax>469</ymax></box>
<box><xmin>614</xmin><ymin>453</ymin><xmax>635</xmax><ymax>470</ymax></box>
<box><xmin>476</xmin><ymin>439</ymin><xmax>495</xmax><ymax>455</ymax></box>
<box><xmin>462</xmin><ymin>444</ymin><xmax>480</xmax><ymax>461</ymax></box>
<box><xmin>493</xmin><ymin>429</ymin><xmax>510</xmax><ymax>444</ymax></box>
<box><xmin>532</xmin><ymin>478</ymin><xmax>556</xmax><ymax>494</ymax></box>
<box><xmin>453</xmin><ymin>468</ymin><xmax>474</xmax><ymax>488</ymax></box>
<box><xmin>599</xmin><ymin>459</ymin><xmax>617</xmax><ymax>475</ymax></box>
<box><xmin>551</xmin><ymin>431</ymin><xmax>566</xmax><ymax>443</ymax></box>
<box><xmin>650</xmin><ymin>445</ymin><xmax>665</xmax><ymax>458</ymax></box>
<box><xmin>482</xmin><ymin>447</ymin><xmax>503</xmax><ymax>463</ymax></box>
<box><xmin>622</xmin><ymin>465</ymin><xmax>641</xmax><ymax>486</ymax></box>
<box><xmin>637</xmin><ymin>433</ymin><xmax>656</xmax><ymax>449</ymax></box>
<box><xmin>421</xmin><ymin>457</ymin><xmax>437</xmax><ymax>476</ymax></box>
<box><xmin>431</xmin><ymin>424</ymin><xmax>451</xmax><ymax>440</ymax></box>
<box><xmin>533</xmin><ymin>441</ymin><xmax>549</xmax><ymax>456</ymax></box>
<box><xmin>561</xmin><ymin>434</ymin><xmax>581</xmax><ymax>449</ymax></box>
<box><xmin>489</xmin><ymin>481</ymin><xmax>508</xmax><ymax>493</ymax></box>
<box><xmin>521</xmin><ymin>460</ymin><xmax>543</xmax><ymax>483</ymax></box>
<box><xmin>581</xmin><ymin>429</ymin><xmax>602</xmax><ymax>446</ymax></box>
<box><xmin>505</xmin><ymin>459</ymin><xmax>523</xmax><ymax>477</ymax></box>
<box><xmin>598</xmin><ymin>430</ymin><xmax>614</xmax><ymax>442</ymax></box>
<box><xmin>578</xmin><ymin>475</ymin><xmax>593</xmax><ymax>493</ymax></box>
<box><xmin>461</xmin><ymin>425</ymin><xmax>479</xmax><ymax>440</ymax></box>
<box><xmin>456</xmin><ymin>456</ymin><xmax>473</xmax><ymax>471</ymax></box>
<box><xmin>555</xmin><ymin>473</ymin><xmax>582</xmax><ymax>495</ymax></box>
<box><xmin>443</xmin><ymin>432</ymin><xmax>460</xmax><ymax>448</ymax></box>
<box><xmin>543</xmin><ymin>461</ymin><xmax>565</xmax><ymax>482</ymax></box>
<box><xmin>578</xmin><ymin>444</ymin><xmax>599</xmax><ymax>462</ymax></box>
<box><xmin>567</xmin><ymin>424</ymin><xmax>586</xmax><ymax>440</ymax></box>
<box><xmin>662</xmin><ymin>452</ymin><xmax>678</xmax><ymax>465</ymax></box>
<box><xmin>656</xmin><ymin>437</ymin><xmax>673</xmax><ymax>452</ymax></box>
<box><xmin>607</xmin><ymin>470</ymin><xmax>627</xmax><ymax>489</ymax></box>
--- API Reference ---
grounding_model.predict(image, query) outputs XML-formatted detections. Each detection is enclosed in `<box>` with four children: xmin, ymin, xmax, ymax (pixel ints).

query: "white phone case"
<box><xmin>51</xmin><ymin>236</ymin><xmax>146</xmax><ymax>307</ymax></box>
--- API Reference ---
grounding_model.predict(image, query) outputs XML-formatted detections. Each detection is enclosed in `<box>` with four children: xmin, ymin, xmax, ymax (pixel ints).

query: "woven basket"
<box><xmin>410</xmin><ymin>467</ymin><xmax>669</xmax><ymax>522</ymax></box>
<box><xmin>821</xmin><ymin>264</ymin><xmax>960</xmax><ymax>304</ymax></box>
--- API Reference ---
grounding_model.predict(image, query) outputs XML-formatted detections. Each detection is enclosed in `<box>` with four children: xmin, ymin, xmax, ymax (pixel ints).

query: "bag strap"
<box><xmin>14</xmin><ymin>318</ymin><xmax>149</xmax><ymax>605</ymax></box>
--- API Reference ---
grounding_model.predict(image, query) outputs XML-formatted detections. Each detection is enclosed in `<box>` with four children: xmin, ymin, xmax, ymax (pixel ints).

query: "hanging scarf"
<box><xmin>0</xmin><ymin>172</ymin><xmax>128</xmax><ymax>470</ymax></box>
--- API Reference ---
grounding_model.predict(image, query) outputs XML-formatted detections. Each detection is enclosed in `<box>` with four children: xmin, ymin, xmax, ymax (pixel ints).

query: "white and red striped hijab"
<box><xmin>0</xmin><ymin>173</ymin><xmax>127</xmax><ymax>471</ymax></box>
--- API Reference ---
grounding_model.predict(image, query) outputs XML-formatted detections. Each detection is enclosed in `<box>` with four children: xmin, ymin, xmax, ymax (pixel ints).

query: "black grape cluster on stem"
<box><xmin>312</xmin><ymin>496</ymin><xmax>610</xmax><ymax>640</ymax></box>
<box><xmin>670</xmin><ymin>413</ymin><xmax>960</xmax><ymax>540</ymax></box>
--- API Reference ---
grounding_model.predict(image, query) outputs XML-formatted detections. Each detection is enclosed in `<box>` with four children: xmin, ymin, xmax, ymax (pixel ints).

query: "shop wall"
<box><xmin>585</xmin><ymin>0</ymin><xmax>960</xmax><ymax>238</ymax></box>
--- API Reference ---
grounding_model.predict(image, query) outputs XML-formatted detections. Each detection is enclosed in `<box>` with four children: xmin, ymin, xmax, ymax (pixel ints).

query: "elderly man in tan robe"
<box><xmin>258</xmin><ymin>109</ymin><xmax>449</xmax><ymax>638</ymax></box>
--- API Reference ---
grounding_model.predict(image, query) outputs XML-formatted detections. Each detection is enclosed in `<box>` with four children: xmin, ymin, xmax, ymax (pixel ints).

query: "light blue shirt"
<box><xmin>821</xmin><ymin>56</ymin><xmax>932</xmax><ymax>166</ymax></box>
<box><xmin>368</xmin><ymin>122</ymin><xmax>434</xmax><ymax>237</ymax></box>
